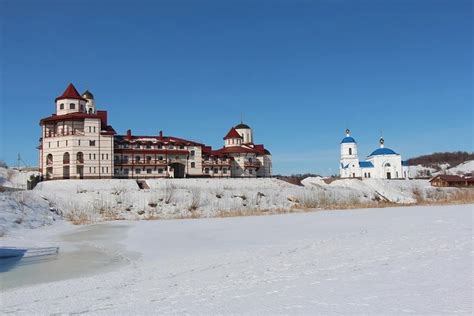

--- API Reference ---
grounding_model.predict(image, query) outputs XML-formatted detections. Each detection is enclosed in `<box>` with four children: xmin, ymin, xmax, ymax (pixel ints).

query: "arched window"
<box><xmin>88</xmin><ymin>108</ymin><xmax>93</xmax><ymax>114</ymax></box>
<box><xmin>46</xmin><ymin>154</ymin><xmax>53</xmax><ymax>165</ymax></box>
<box><xmin>60</xmin><ymin>103</ymin><xmax>64</xmax><ymax>110</ymax></box>
<box><xmin>77</xmin><ymin>152</ymin><xmax>84</xmax><ymax>163</ymax></box>
<box><xmin>69</xmin><ymin>103</ymin><xmax>75</xmax><ymax>110</ymax></box>
<box><xmin>349</xmin><ymin>148</ymin><xmax>352</xmax><ymax>155</ymax></box>
<box><xmin>191</xmin><ymin>162</ymin><xmax>196</xmax><ymax>168</ymax></box>
<box><xmin>190</xmin><ymin>150</ymin><xmax>195</xmax><ymax>156</ymax></box>
<box><xmin>384</xmin><ymin>163</ymin><xmax>391</xmax><ymax>167</ymax></box>
<box><xmin>63</xmin><ymin>152</ymin><xmax>70</xmax><ymax>164</ymax></box>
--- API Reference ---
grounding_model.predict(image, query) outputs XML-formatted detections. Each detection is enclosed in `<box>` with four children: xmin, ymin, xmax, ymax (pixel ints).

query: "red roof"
<box><xmin>55</xmin><ymin>83</ymin><xmax>86</xmax><ymax>102</ymax></box>
<box><xmin>429</xmin><ymin>175</ymin><xmax>464</xmax><ymax>182</ymax></box>
<box><xmin>40</xmin><ymin>112</ymin><xmax>101</xmax><ymax>124</ymax></box>
<box><xmin>223</xmin><ymin>128</ymin><xmax>243</xmax><ymax>140</ymax></box>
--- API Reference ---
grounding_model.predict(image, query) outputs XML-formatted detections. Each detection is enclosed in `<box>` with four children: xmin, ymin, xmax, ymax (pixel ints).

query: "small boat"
<box><xmin>0</xmin><ymin>247</ymin><xmax>27</xmax><ymax>259</ymax></box>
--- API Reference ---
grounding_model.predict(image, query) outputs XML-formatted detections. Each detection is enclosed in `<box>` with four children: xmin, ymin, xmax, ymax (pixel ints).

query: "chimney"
<box><xmin>127</xmin><ymin>129</ymin><xmax>132</xmax><ymax>138</ymax></box>
<box><xmin>159</xmin><ymin>130</ymin><xmax>163</xmax><ymax>138</ymax></box>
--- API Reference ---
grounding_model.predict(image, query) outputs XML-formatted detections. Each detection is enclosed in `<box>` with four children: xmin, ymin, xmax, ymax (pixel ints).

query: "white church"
<box><xmin>339</xmin><ymin>129</ymin><xmax>409</xmax><ymax>179</ymax></box>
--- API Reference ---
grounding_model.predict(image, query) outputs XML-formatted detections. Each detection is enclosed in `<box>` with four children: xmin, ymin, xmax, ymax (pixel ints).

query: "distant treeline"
<box><xmin>407</xmin><ymin>151</ymin><xmax>474</xmax><ymax>168</ymax></box>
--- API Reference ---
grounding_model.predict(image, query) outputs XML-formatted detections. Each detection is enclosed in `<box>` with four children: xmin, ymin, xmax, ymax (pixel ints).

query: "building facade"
<box><xmin>339</xmin><ymin>129</ymin><xmax>409</xmax><ymax>179</ymax></box>
<box><xmin>38</xmin><ymin>84</ymin><xmax>272</xmax><ymax>180</ymax></box>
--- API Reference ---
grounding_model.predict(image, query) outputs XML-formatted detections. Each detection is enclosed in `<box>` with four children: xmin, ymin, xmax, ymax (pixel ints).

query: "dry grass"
<box><xmin>413</xmin><ymin>187</ymin><xmax>474</xmax><ymax>205</ymax></box>
<box><xmin>188</xmin><ymin>188</ymin><xmax>201</xmax><ymax>211</ymax></box>
<box><xmin>64</xmin><ymin>203</ymin><xmax>95</xmax><ymax>225</ymax></box>
<box><xmin>164</xmin><ymin>183</ymin><xmax>176</xmax><ymax>204</ymax></box>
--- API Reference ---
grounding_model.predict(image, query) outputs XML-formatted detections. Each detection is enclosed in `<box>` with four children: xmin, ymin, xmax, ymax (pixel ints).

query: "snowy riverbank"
<box><xmin>1</xmin><ymin>204</ymin><xmax>472</xmax><ymax>314</ymax></box>
<box><xmin>1</xmin><ymin>169</ymin><xmax>473</xmax><ymax>235</ymax></box>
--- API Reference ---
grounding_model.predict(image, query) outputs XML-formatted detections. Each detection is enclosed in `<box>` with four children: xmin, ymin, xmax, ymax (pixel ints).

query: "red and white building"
<box><xmin>39</xmin><ymin>84</ymin><xmax>272</xmax><ymax>180</ymax></box>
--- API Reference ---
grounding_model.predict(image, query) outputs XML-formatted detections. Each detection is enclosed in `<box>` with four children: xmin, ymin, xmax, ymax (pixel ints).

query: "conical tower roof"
<box><xmin>55</xmin><ymin>83</ymin><xmax>86</xmax><ymax>102</ymax></box>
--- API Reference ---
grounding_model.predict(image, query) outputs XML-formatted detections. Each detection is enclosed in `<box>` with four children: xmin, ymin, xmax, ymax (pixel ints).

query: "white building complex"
<box><xmin>39</xmin><ymin>83</ymin><xmax>272</xmax><ymax>180</ymax></box>
<box><xmin>339</xmin><ymin>129</ymin><xmax>409</xmax><ymax>179</ymax></box>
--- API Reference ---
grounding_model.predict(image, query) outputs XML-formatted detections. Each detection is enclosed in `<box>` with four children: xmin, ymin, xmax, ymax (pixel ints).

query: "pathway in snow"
<box><xmin>1</xmin><ymin>204</ymin><xmax>472</xmax><ymax>314</ymax></box>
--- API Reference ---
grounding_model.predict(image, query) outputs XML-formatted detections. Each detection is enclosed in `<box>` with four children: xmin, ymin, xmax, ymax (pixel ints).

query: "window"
<box><xmin>180</xmin><ymin>145</ymin><xmax>184</xmax><ymax>149</ymax></box>
<box><xmin>89</xmin><ymin>153</ymin><xmax>92</xmax><ymax>160</ymax></box>
<box><xmin>78</xmin><ymin>140</ymin><xmax>81</xmax><ymax>146</ymax></box>
<box><xmin>136</xmin><ymin>144</ymin><xmax>140</xmax><ymax>149</ymax></box>
<box><xmin>102</xmin><ymin>154</ymin><xmax>104</xmax><ymax>160</ymax></box>
<box><xmin>93</xmin><ymin>127</ymin><xmax>96</xmax><ymax>133</ymax></box>
<box><xmin>106</xmin><ymin>154</ymin><xmax>109</xmax><ymax>160</ymax></box>
<box><xmin>46</xmin><ymin>154</ymin><xmax>53</xmax><ymax>165</ymax></box>
<box><xmin>77</xmin><ymin>152</ymin><xmax>84</xmax><ymax>163</ymax></box>
<box><xmin>213</xmin><ymin>168</ymin><xmax>218</xmax><ymax>173</ymax></box>
<box><xmin>146</xmin><ymin>144</ymin><xmax>151</xmax><ymax>149</ymax></box>
<box><xmin>70</xmin><ymin>103</ymin><xmax>75</xmax><ymax>109</ymax></box>
<box><xmin>349</xmin><ymin>148</ymin><xmax>352</xmax><ymax>155</ymax></box>
<box><xmin>135</xmin><ymin>156</ymin><xmax>140</xmax><ymax>162</ymax></box>
<box><xmin>93</xmin><ymin>167</ymin><xmax>96</xmax><ymax>173</ymax></box>
<box><xmin>89</xmin><ymin>167</ymin><xmax>92</xmax><ymax>173</ymax></box>
<box><xmin>123</xmin><ymin>156</ymin><xmax>129</xmax><ymax>162</ymax></box>
<box><xmin>57</xmin><ymin>141</ymin><xmax>60</xmax><ymax>147</ymax></box>
<box><xmin>115</xmin><ymin>155</ymin><xmax>119</xmax><ymax>161</ymax></box>
<box><xmin>48</xmin><ymin>142</ymin><xmax>51</xmax><ymax>148</ymax></box>
<box><xmin>158</xmin><ymin>156</ymin><xmax>163</xmax><ymax>161</ymax></box>
<box><xmin>352</xmin><ymin>173</ymin><xmax>355</xmax><ymax>177</ymax></box>
<box><xmin>89</xmin><ymin>140</ymin><xmax>96</xmax><ymax>146</ymax></box>
<box><xmin>60</xmin><ymin>103</ymin><xmax>64</xmax><ymax>110</ymax></box>
<box><xmin>146</xmin><ymin>156</ymin><xmax>152</xmax><ymax>162</ymax></box>
<box><xmin>66</xmin><ymin>140</ymin><xmax>68</xmax><ymax>146</ymax></box>
<box><xmin>93</xmin><ymin>153</ymin><xmax>96</xmax><ymax>160</ymax></box>
<box><xmin>124</xmin><ymin>169</ymin><xmax>129</xmax><ymax>174</ymax></box>
<box><xmin>147</xmin><ymin>169</ymin><xmax>152</xmax><ymax>174</ymax></box>
<box><xmin>190</xmin><ymin>150</ymin><xmax>195</xmax><ymax>157</ymax></box>
<box><xmin>124</xmin><ymin>143</ymin><xmax>129</xmax><ymax>148</ymax></box>
<box><xmin>168</xmin><ymin>145</ymin><xmax>173</xmax><ymax>149</ymax></box>
<box><xmin>136</xmin><ymin>169</ymin><xmax>141</xmax><ymax>174</ymax></box>
<box><xmin>205</xmin><ymin>168</ymin><xmax>209</xmax><ymax>174</ymax></box>
<box><xmin>80</xmin><ymin>104</ymin><xmax>84</xmax><ymax>111</ymax></box>
<box><xmin>158</xmin><ymin>169</ymin><xmax>163</xmax><ymax>174</ymax></box>
<box><xmin>191</xmin><ymin>162</ymin><xmax>196</xmax><ymax>168</ymax></box>
<box><xmin>88</xmin><ymin>108</ymin><xmax>93</xmax><ymax>114</ymax></box>
<box><xmin>368</xmin><ymin>172</ymin><xmax>371</xmax><ymax>178</ymax></box>
<box><xmin>114</xmin><ymin>169</ymin><xmax>119</xmax><ymax>174</ymax></box>
<box><xmin>364</xmin><ymin>172</ymin><xmax>367</xmax><ymax>178</ymax></box>
<box><xmin>158</xmin><ymin>144</ymin><xmax>163</xmax><ymax>149</ymax></box>
<box><xmin>89</xmin><ymin>126</ymin><xmax>92</xmax><ymax>133</ymax></box>
<box><xmin>223</xmin><ymin>168</ymin><xmax>227</xmax><ymax>174</ymax></box>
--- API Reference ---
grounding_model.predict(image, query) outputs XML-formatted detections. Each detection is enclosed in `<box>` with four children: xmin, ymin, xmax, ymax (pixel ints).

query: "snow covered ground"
<box><xmin>0</xmin><ymin>168</ymin><xmax>39</xmax><ymax>190</ymax></box>
<box><xmin>0</xmin><ymin>204</ymin><xmax>471</xmax><ymax>314</ymax></box>
<box><xmin>408</xmin><ymin>160</ymin><xmax>474</xmax><ymax>178</ymax></box>
<box><xmin>1</xmin><ymin>163</ymin><xmax>472</xmax><ymax>235</ymax></box>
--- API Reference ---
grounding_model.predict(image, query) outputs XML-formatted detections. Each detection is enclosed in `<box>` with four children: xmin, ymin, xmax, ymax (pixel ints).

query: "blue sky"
<box><xmin>0</xmin><ymin>0</ymin><xmax>472</xmax><ymax>175</ymax></box>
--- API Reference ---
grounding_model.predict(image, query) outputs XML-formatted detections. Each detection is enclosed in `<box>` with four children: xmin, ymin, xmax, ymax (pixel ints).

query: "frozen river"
<box><xmin>1</xmin><ymin>204</ymin><xmax>472</xmax><ymax>314</ymax></box>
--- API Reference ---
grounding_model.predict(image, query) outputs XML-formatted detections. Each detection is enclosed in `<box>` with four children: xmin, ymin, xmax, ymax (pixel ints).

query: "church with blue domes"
<box><xmin>339</xmin><ymin>129</ymin><xmax>409</xmax><ymax>179</ymax></box>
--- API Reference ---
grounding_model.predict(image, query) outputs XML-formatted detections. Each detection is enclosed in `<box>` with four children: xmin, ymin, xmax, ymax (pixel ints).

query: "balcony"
<box><xmin>244</xmin><ymin>160</ymin><xmax>261</xmax><ymax>168</ymax></box>
<box><xmin>115</xmin><ymin>160</ymin><xmax>167</xmax><ymax>166</ymax></box>
<box><xmin>45</xmin><ymin>129</ymin><xmax>85</xmax><ymax>138</ymax></box>
<box><xmin>203</xmin><ymin>159</ymin><xmax>232</xmax><ymax>166</ymax></box>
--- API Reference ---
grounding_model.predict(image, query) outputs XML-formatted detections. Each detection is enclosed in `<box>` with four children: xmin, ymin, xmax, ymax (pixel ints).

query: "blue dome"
<box><xmin>369</xmin><ymin>148</ymin><xmax>398</xmax><ymax>156</ymax></box>
<box><xmin>341</xmin><ymin>137</ymin><xmax>356</xmax><ymax>144</ymax></box>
